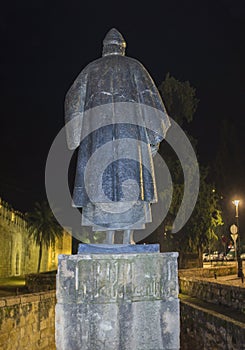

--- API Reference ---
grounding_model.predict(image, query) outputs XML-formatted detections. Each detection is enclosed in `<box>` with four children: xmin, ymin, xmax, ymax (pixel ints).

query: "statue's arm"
<box><xmin>64</xmin><ymin>71</ymin><xmax>87</xmax><ymax>150</ymax></box>
<box><xmin>141</xmin><ymin>80</ymin><xmax>170</xmax><ymax>145</ymax></box>
<box><xmin>133</xmin><ymin>61</ymin><xmax>171</xmax><ymax>152</ymax></box>
<box><xmin>150</xmin><ymin>143</ymin><xmax>160</xmax><ymax>157</ymax></box>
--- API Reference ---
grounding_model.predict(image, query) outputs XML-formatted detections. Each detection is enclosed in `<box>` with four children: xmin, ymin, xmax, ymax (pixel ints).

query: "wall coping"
<box><xmin>0</xmin><ymin>290</ymin><xmax>56</xmax><ymax>307</ymax></box>
<box><xmin>179</xmin><ymin>276</ymin><xmax>245</xmax><ymax>291</ymax></box>
<box><xmin>180</xmin><ymin>296</ymin><xmax>245</xmax><ymax>328</ymax></box>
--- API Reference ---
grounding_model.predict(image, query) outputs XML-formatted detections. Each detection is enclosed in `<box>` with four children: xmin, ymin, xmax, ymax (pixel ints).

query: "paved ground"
<box><xmin>200</xmin><ymin>260</ymin><xmax>245</xmax><ymax>287</ymax></box>
<box><xmin>201</xmin><ymin>274</ymin><xmax>245</xmax><ymax>287</ymax></box>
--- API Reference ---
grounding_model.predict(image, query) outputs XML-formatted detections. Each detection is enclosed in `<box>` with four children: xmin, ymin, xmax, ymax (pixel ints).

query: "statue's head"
<box><xmin>102</xmin><ymin>28</ymin><xmax>126</xmax><ymax>57</ymax></box>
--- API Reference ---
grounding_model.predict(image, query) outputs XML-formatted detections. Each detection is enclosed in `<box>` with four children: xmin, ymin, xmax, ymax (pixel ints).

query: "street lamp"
<box><xmin>232</xmin><ymin>200</ymin><xmax>243</xmax><ymax>278</ymax></box>
<box><xmin>233</xmin><ymin>200</ymin><xmax>240</xmax><ymax>219</ymax></box>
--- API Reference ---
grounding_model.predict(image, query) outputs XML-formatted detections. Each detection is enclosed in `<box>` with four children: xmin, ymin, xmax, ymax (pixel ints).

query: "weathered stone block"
<box><xmin>0</xmin><ymin>332</ymin><xmax>9</xmax><ymax>345</ymax></box>
<box><xmin>0</xmin><ymin>300</ymin><xmax>5</xmax><ymax>307</ymax></box>
<box><xmin>56</xmin><ymin>251</ymin><xmax>180</xmax><ymax>349</ymax></box>
<box><xmin>5</xmin><ymin>297</ymin><xmax>21</xmax><ymax>306</ymax></box>
<box><xmin>21</xmin><ymin>294</ymin><xmax>40</xmax><ymax>303</ymax></box>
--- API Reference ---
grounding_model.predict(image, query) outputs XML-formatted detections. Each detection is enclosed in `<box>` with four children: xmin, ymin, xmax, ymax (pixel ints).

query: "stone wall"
<box><xmin>180</xmin><ymin>298</ymin><xmax>245</xmax><ymax>350</ymax></box>
<box><xmin>179</xmin><ymin>277</ymin><xmax>245</xmax><ymax>313</ymax></box>
<box><xmin>1</xmin><ymin>289</ymin><xmax>244</xmax><ymax>350</ymax></box>
<box><xmin>0</xmin><ymin>198</ymin><xmax>72</xmax><ymax>278</ymax></box>
<box><xmin>26</xmin><ymin>273</ymin><xmax>56</xmax><ymax>293</ymax></box>
<box><xmin>0</xmin><ymin>291</ymin><xmax>56</xmax><ymax>350</ymax></box>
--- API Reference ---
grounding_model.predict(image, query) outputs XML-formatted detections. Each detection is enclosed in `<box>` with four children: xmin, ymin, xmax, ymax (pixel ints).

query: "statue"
<box><xmin>65</xmin><ymin>28</ymin><xmax>170</xmax><ymax>244</ymax></box>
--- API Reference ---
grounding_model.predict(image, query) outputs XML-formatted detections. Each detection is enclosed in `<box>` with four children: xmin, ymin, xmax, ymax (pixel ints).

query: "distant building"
<box><xmin>0</xmin><ymin>198</ymin><xmax>71</xmax><ymax>277</ymax></box>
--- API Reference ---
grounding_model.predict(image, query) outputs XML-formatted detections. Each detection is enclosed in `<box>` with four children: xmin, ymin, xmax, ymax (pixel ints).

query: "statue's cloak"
<box><xmin>65</xmin><ymin>55</ymin><xmax>170</xmax><ymax>230</ymax></box>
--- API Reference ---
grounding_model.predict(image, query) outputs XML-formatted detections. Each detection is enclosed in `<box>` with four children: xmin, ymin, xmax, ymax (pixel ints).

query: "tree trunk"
<box><xmin>197</xmin><ymin>245</ymin><xmax>203</xmax><ymax>267</ymax></box>
<box><xmin>37</xmin><ymin>241</ymin><xmax>42</xmax><ymax>273</ymax></box>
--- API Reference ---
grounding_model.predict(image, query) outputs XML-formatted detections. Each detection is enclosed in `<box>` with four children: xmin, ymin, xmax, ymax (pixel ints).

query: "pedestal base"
<box><xmin>56</xmin><ymin>248</ymin><xmax>180</xmax><ymax>350</ymax></box>
<box><xmin>78</xmin><ymin>243</ymin><xmax>160</xmax><ymax>254</ymax></box>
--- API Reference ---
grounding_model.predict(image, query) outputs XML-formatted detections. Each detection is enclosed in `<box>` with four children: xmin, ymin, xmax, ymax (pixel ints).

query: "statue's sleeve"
<box><xmin>133</xmin><ymin>62</ymin><xmax>171</xmax><ymax>145</ymax></box>
<box><xmin>64</xmin><ymin>70</ymin><xmax>88</xmax><ymax>150</ymax></box>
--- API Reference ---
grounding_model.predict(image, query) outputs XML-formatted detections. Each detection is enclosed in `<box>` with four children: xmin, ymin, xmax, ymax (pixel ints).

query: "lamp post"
<box><xmin>232</xmin><ymin>200</ymin><xmax>243</xmax><ymax>278</ymax></box>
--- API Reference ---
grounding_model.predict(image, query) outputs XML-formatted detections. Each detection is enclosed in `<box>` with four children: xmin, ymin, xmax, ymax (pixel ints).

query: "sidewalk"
<box><xmin>200</xmin><ymin>274</ymin><xmax>245</xmax><ymax>288</ymax></box>
<box><xmin>191</xmin><ymin>260</ymin><xmax>245</xmax><ymax>287</ymax></box>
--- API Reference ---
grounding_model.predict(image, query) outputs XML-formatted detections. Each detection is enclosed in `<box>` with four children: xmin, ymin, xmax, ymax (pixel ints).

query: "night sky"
<box><xmin>0</xmin><ymin>0</ymin><xmax>245</xmax><ymax>212</ymax></box>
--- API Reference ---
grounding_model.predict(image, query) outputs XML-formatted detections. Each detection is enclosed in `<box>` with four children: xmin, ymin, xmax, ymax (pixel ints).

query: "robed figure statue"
<box><xmin>65</xmin><ymin>28</ymin><xmax>170</xmax><ymax>244</ymax></box>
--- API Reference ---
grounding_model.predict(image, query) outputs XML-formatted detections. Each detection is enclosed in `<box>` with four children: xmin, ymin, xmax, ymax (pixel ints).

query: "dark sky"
<box><xmin>0</xmin><ymin>0</ymin><xmax>245</xmax><ymax>212</ymax></box>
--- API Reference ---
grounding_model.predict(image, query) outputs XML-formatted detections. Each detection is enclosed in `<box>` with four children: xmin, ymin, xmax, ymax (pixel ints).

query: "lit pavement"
<box><xmin>200</xmin><ymin>274</ymin><xmax>245</xmax><ymax>287</ymax></box>
<box><xmin>201</xmin><ymin>261</ymin><xmax>245</xmax><ymax>287</ymax></box>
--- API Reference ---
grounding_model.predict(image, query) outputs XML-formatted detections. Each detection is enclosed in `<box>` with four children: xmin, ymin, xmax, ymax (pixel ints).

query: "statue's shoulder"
<box><xmin>82</xmin><ymin>57</ymin><xmax>104</xmax><ymax>71</ymax></box>
<box><xmin>118</xmin><ymin>55</ymin><xmax>145</xmax><ymax>68</ymax></box>
<box><xmin>121</xmin><ymin>56</ymin><xmax>150</xmax><ymax>76</ymax></box>
<box><xmin>72</xmin><ymin>57</ymin><xmax>104</xmax><ymax>80</ymax></box>
<box><xmin>80</xmin><ymin>56</ymin><xmax>147</xmax><ymax>75</ymax></box>
<box><xmin>91</xmin><ymin>55</ymin><xmax>143</xmax><ymax>66</ymax></box>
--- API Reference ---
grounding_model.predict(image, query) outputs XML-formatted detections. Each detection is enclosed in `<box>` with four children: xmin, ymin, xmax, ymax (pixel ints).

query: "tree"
<box><xmin>158</xmin><ymin>73</ymin><xmax>199</xmax><ymax>126</ymax></box>
<box><xmin>145</xmin><ymin>74</ymin><xmax>224</xmax><ymax>266</ymax></box>
<box><xmin>179</xmin><ymin>168</ymin><xmax>223</xmax><ymax>265</ymax></box>
<box><xmin>27</xmin><ymin>201</ymin><xmax>63</xmax><ymax>273</ymax></box>
<box><xmin>152</xmin><ymin>166</ymin><xmax>223</xmax><ymax>266</ymax></box>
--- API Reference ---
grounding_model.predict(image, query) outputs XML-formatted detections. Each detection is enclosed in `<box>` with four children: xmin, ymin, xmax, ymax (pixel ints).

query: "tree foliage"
<box><xmin>181</xmin><ymin>169</ymin><xmax>223</xmax><ymax>251</ymax></box>
<box><xmin>150</xmin><ymin>74</ymin><xmax>224</xmax><ymax>264</ymax></box>
<box><xmin>158</xmin><ymin>73</ymin><xmax>199</xmax><ymax>126</ymax></box>
<box><xmin>27</xmin><ymin>201</ymin><xmax>63</xmax><ymax>273</ymax></box>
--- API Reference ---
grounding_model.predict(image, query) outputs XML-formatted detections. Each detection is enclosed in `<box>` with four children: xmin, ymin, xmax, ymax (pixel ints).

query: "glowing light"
<box><xmin>232</xmin><ymin>199</ymin><xmax>240</xmax><ymax>207</ymax></box>
<box><xmin>232</xmin><ymin>199</ymin><xmax>240</xmax><ymax>218</ymax></box>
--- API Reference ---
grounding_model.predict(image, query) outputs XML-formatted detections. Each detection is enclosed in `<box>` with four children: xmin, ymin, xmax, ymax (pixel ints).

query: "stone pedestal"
<box><xmin>55</xmin><ymin>246</ymin><xmax>180</xmax><ymax>350</ymax></box>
